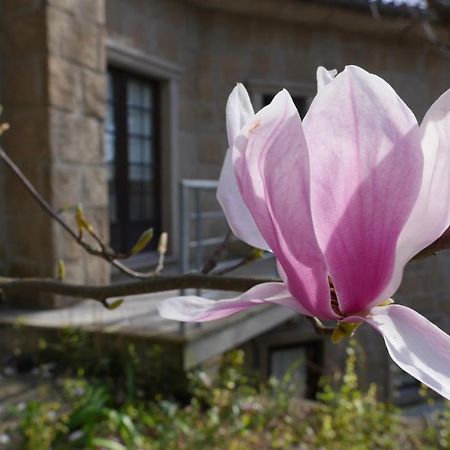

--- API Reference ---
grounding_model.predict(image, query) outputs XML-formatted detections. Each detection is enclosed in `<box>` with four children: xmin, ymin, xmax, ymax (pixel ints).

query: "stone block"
<box><xmin>3</xmin><ymin>107</ymin><xmax>48</xmax><ymax>159</ymax></box>
<box><xmin>8</xmin><ymin>213</ymin><xmax>53</xmax><ymax>269</ymax></box>
<box><xmin>85</xmin><ymin>253</ymin><xmax>110</xmax><ymax>284</ymax></box>
<box><xmin>49</xmin><ymin>110</ymin><xmax>103</xmax><ymax>163</ymax></box>
<box><xmin>82</xmin><ymin>166</ymin><xmax>108</xmax><ymax>207</ymax></box>
<box><xmin>3</xmin><ymin>161</ymin><xmax>51</xmax><ymax>216</ymax></box>
<box><xmin>51</xmin><ymin>164</ymin><xmax>83</xmax><ymax>209</ymax></box>
<box><xmin>47</xmin><ymin>0</ymin><xmax>105</xmax><ymax>24</ymax></box>
<box><xmin>3</xmin><ymin>57</ymin><xmax>46</xmax><ymax>106</ymax></box>
<box><xmin>48</xmin><ymin>56</ymin><xmax>81</xmax><ymax>111</ymax></box>
<box><xmin>59</xmin><ymin>257</ymin><xmax>86</xmax><ymax>284</ymax></box>
<box><xmin>0</xmin><ymin>9</ymin><xmax>46</xmax><ymax>58</ymax></box>
<box><xmin>198</xmin><ymin>133</ymin><xmax>224</xmax><ymax>165</ymax></box>
<box><xmin>82</xmin><ymin>69</ymin><xmax>106</xmax><ymax>119</ymax></box>
<box><xmin>47</xmin><ymin>6</ymin><xmax>100</xmax><ymax>70</ymax></box>
<box><xmin>0</xmin><ymin>0</ymin><xmax>42</xmax><ymax>14</ymax></box>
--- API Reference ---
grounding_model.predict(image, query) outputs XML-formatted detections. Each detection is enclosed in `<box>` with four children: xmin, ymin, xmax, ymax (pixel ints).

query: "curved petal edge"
<box><xmin>354</xmin><ymin>305</ymin><xmax>450</xmax><ymax>400</ymax></box>
<box><xmin>158</xmin><ymin>282</ymin><xmax>308</xmax><ymax>322</ymax></box>
<box><xmin>217</xmin><ymin>148</ymin><xmax>270</xmax><ymax>250</ymax></box>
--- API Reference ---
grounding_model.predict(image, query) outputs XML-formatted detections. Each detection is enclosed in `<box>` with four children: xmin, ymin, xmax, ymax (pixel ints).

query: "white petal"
<box><xmin>226</xmin><ymin>83</ymin><xmax>254</xmax><ymax>146</ymax></box>
<box><xmin>217</xmin><ymin>84</ymin><xmax>270</xmax><ymax>250</ymax></box>
<box><xmin>357</xmin><ymin>305</ymin><xmax>450</xmax><ymax>400</ymax></box>
<box><xmin>158</xmin><ymin>282</ymin><xmax>308</xmax><ymax>322</ymax></box>
<box><xmin>316</xmin><ymin>66</ymin><xmax>337</xmax><ymax>92</ymax></box>
<box><xmin>217</xmin><ymin>149</ymin><xmax>270</xmax><ymax>250</ymax></box>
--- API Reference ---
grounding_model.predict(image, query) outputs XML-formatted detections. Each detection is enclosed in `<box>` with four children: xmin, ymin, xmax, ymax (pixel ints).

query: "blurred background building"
<box><xmin>1</xmin><ymin>0</ymin><xmax>449</xmax><ymax>406</ymax></box>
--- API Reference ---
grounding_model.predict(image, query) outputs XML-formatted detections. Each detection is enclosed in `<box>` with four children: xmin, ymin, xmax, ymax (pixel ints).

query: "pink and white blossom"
<box><xmin>159</xmin><ymin>66</ymin><xmax>450</xmax><ymax>399</ymax></box>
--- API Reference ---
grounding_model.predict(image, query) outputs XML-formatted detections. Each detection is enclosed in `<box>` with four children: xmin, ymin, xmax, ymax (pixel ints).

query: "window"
<box><xmin>106</xmin><ymin>68</ymin><xmax>160</xmax><ymax>253</ymax></box>
<box><xmin>269</xmin><ymin>340</ymin><xmax>323</xmax><ymax>399</ymax></box>
<box><xmin>262</xmin><ymin>94</ymin><xmax>308</xmax><ymax>118</ymax></box>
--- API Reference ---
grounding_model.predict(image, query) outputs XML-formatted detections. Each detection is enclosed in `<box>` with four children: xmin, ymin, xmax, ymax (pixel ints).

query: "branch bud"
<box><xmin>131</xmin><ymin>228</ymin><xmax>154</xmax><ymax>255</ymax></box>
<box><xmin>157</xmin><ymin>232</ymin><xmax>168</xmax><ymax>255</ymax></box>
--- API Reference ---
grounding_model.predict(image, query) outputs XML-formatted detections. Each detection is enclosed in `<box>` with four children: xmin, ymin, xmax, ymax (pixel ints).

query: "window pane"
<box><xmin>141</xmin><ymin>140</ymin><xmax>152</xmax><ymax>164</ymax></box>
<box><xmin>105</xmin><ymin>134</ymin><xmax>115</xmax><ymax>165</ymax></box>
<box><xmin>142</xmin><ymin>111</ymin><xmax>152</xmax><ymax>137</ymax></box>
<box><xmin>107</xmin><ymin>69</ymin><xmax>159</xmax><ymax>252</ymax></box>
<box><xmin>128</xmin><ymin>164</ymin><xmax>142</xmax><ymax>182</ymax></box>
<box><xmin>127</xmin><ymin>80</ymin><xmax>141</xmax><ymax>107</ymax></box>
<box><xmin>143</xmin><ymin>192</ymin><xmax>154</xmax><ymax>219</ymax></box>
<box><xmin>128</xmin><ymin>137</ymin><xmax>141</xmax><ymax>164</ymax></box>
<box><xmin>391</xmin><ymin>363</ymin><xmax>420</xmax><ymax>406</ymax></box>
<box><xmin>142</xmin><ymin>86</ymin><xmax>152</xmax><ymax>108</ymax></box>
<box><xmin>270</xmin><ymin>346</ymin><xmax>307</xmax><ymax>397</ymax></box>
<box><xmin>129</xmin><ymin>193</ymin><xmax>141</xmax><ymax>221</ymax></box>
<box><xmin>128</xmin><ymin>107</ymin><xmax>141</xmax><ymax>135</ymax></box>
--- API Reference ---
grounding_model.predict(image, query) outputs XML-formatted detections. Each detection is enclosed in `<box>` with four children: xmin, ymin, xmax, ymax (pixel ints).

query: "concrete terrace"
<box><xmin>0</xmin><ymin>258</ymin><xmax>296</xmax><ymax>370</ymax></box>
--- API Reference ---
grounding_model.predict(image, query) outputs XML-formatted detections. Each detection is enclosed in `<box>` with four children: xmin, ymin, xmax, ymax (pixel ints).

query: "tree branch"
<box><xmin>0</xmin><ymin>146</ymin><xmax>165</xmax><ymax>279</ymax></box>
<box><xmin>201</xmin><ymin>229</ymin><xmax>233</xmax><ymax>274</ymax></box>
<box><xmin>0</xmin><ymin>274</ymin><xmax>277</xmax><ymax>303</ymax></box>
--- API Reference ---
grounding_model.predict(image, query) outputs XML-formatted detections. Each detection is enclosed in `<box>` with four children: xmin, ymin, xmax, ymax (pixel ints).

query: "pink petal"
<box><xmin>377</xmin><ymin>88</ymin><xmax>450</xmax><ymax>305</ymax></box>
<box><xmin>304</xmin><ymin>65</ymin><xmax>422</xmax><ymax>315</ymax></box>
<box><xmin>157</xmin><ymin>282</ymin><xmax>307</xmax><ymax>322</ymax></box>
<box><xmin>351</xmin><ymin>305</ymin><xmax>450</xmax><ymax>400</ymax></box>
<box><xmin>233</xmin><ymin>90</ymin><xmax>335</xmax><ymax>320</ymax></box>
<box><xmin>316</xmin><ymin>66</ymin><xmax>337</xmax><ymax>92</ymax></box>
<box><xmin>217</xmin><ymin>84</ymin><xmax>270</xmax><ymax>250</ymax></box>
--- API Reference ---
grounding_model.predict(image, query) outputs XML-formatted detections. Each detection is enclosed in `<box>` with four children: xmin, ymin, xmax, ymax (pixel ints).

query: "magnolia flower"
<box><xmin>159</xmin><ymin>66</ymin><xmax>450</xmax><ymax>399</ymax></box>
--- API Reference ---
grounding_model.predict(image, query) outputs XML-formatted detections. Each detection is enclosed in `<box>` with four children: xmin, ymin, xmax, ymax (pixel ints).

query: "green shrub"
<box><xmin>2</xmin><ymin>338</ymin><xmax>445</xmax><ymax>449</ymax></box>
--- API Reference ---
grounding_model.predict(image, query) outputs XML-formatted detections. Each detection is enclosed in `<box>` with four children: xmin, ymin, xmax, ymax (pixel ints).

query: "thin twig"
<box><xmin>214</xmin><ymin>252</ymin><xmax>262</xmax><ymax>276</ymax></box>
<box><xmin>201</xmin><ymin>229</ymin><xmax>234</xmax><ymax>274</ymax></box>
<box><xmin>0</xmin><ymin>146</ymin><xmax>162</xmax><ymax>278</ymax></box>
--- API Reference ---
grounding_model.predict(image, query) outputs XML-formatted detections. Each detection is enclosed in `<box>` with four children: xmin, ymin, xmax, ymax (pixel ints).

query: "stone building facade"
<box><xmin>1</xmin><ymin>0</ymin><xmax>450</xmax><ymax>402</ymax></box>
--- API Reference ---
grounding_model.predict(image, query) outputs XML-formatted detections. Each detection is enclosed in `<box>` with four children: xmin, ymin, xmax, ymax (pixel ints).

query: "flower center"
<box><xmin>328</xmin><ymin>277</ymin><xmax>343</xmax><ymax>316</ymax></box>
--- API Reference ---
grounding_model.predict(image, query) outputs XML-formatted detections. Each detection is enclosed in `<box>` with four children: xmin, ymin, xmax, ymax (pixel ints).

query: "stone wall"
<box><xmin>46</xmin><ymin>0</ymin><xmax>109</xmax><ymax>296</ymax></box>
<box><xmin>0</xmin><ymin>0</ymin><xmax>52</xmax><ymax>290</ymax></box>
<box><xmin>0</xmin><ymin>0</ymin><xmax>109</xmax><ymax>307</ymax></box>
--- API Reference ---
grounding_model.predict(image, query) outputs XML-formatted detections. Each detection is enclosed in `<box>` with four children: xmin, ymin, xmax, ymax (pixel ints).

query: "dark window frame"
<box><xmin>107</xmin><ymin>67</ymin><xmax>161</xmax><ymax>253</ymax></box>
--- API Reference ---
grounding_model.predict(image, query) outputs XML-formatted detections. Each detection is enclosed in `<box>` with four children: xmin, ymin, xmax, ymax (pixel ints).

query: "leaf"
<box><xmin>57</xmin><ymin>260</ymin><xmax>65</xmax><ymax>280</ymax></box>
<box><xmin>130</xmin><ymin>228</ymin><xmax>153</xmax><ymax>255</ymax></box>
<box><xmin>107</xmin><ymin>299</ymin><xmax>124</xmax><ymax>310</ymax></box>
<box><xmin>75</xmin><ymin>204</ymin><xmax>94</xmax><ymax>234</ymax></box>
<box><xmin>91</xmin><ymin>437</ymin><xmax>127</xmax><ymax>450</ymax></box>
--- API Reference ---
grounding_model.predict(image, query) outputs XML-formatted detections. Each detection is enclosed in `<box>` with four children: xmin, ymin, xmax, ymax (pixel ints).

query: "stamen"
<box><xmin>328</xmin><ymin>277</ymin><xmax>343</xmax><ymax>316</ymax></box>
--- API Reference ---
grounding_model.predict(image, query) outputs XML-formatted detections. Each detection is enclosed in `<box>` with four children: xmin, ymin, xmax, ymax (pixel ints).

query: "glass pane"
<box><xmin>270</xmin><ymin>347</ymin><xmax>307</xmax><ymax>397</ymax></box>
<box><xmin>142</xmin><ymin>165</ymin><xmax>152</xmax><ymax>182</ymax></box>
<box><xmin>105</xmin><ymin>134</ymin><xmax>115</xmax><ymax>164</ymax></box>
<box><xmin>141</xmin><ymin>140</ymin><xmax>152</xmax><ymax>164</ymax></box>
<box><xmin>128</xmin><ymin>164</ymin><xmax>143</xmax><ymax>182</ymax></box>
<box><xmin>128</xmin><ymin>107</ymin><xmax>141</xmax><ymax>135</ymax></box>
<box><xmin>106</xmin><ymin>105</ymin><xmax>115</xmax><ymax>133</ymax></box>
<box><xmin>142</xmin><ymin>112</ymin><xmax>152</xmax><ymax>137</ymax></box>
<box><xmin>129</xmin><ymin>194</ymin><xmax>141</xmax><ymax>221</ymax></box>
<box><xmin>127</xmin><ymin>80</ymin><xmax>141</xmax><ymax>107</ymax></box>
<box><xmin>128</xmin><ymin>137</ymin><xmax>141</xmax><ymax>164</ymax></box>
<box><xmin>142</xmin><ymin>86</ymin><xmax>152</xmax><ymax>108</ymax></box>
<box><xmin>143</xmin><ymin>192</ymin><xmax>153</xmax><ymax>219</ymax></box>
